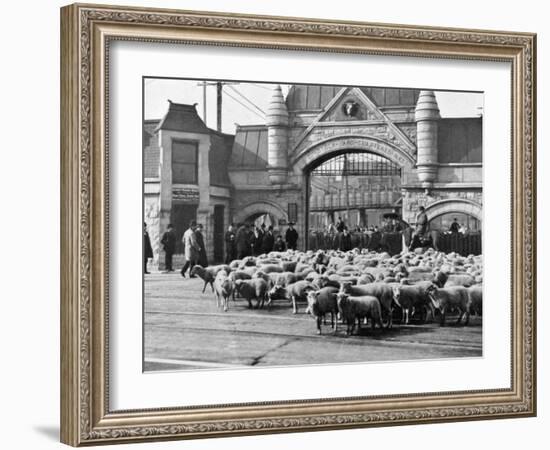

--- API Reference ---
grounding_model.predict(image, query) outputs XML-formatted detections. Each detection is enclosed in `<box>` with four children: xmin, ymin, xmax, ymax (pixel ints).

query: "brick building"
<box><xmin>144</xmin><ymin>85</ymin><xmax>482</xmax><ymax>268</ymax></box>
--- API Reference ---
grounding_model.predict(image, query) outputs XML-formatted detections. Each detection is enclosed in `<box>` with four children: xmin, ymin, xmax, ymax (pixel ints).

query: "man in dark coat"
<box><xmin>224</xmin><ymin>224</ymin><xmax>236</xmax><ymax>263</ymax></box>
<box><xmin>449</xmin><ymin>218</ymin><xmax>460</xmax><ymax>233</ymax></box>
<box><xmin>253</xmin><ymin>225</ymin><xmax>265</xmax><ymax>255</ymax></box>
<box><xmin>339</xmin><ymin>228</ymin><xmax>353</xmax><ymax>252</ymax></box>
<box><xmin>195</xmin><ymin>224</ymin><xmax>208</xmax><ymax>267</ymax></box>
<box><xmin>285</xmin><ymin>223</ymin><xmax>299</xmax><ymax>250</ymax></box>
<box><xmin>143</xmin><ymin>222</ymin><xmax>153</xmax><ymax>274</ymax></box>
<box><xmin>235</xmin><ymin>223</ymin><xmax>251</xmax><ymax>259</ymax></box>
<box><xmin>160</xmin><ymin>223</ymin><xmax>177</xmax><ymax>272</ymax></box>
<box><xmin>262</xmin><ymin>226</ymin><xmax>275</xmax><ymax>254</ymax></box>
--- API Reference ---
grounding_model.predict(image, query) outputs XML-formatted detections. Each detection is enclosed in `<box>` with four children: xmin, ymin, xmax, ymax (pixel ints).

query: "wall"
<box><xmin>0</xmin><ymin>1</ymin><xmax>546</xmax><ymax>450</ymax></box>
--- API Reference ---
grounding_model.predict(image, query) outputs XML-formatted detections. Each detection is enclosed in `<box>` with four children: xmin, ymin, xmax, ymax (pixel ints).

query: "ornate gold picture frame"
<box><xmin>60</xmin><ymin>3</ymin><xmax>536</xmax><ymax>446</ymax></box>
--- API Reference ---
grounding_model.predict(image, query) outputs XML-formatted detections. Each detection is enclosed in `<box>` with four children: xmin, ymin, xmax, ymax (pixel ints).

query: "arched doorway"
<box><xmin>306</xmin><ymin>151</ymin><xmax>403</xmax><ymax>250</ymax></box>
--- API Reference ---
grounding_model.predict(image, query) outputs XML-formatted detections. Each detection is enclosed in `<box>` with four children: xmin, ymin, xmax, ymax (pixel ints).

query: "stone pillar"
<box><xmin>197</xmin><ymin>138</ymin><xmax>214</xmax><ymax>262</ymax></box>
<box><xmin>267</xmin><ymin>85</ymin><xmax>289</xmax><ymax>184</ymax></box>
<box><xmin>157</xmin><ymin>130</ymin><xmax>173</xmax><ymax>270</ymax></box>
<box><xmin>415</xmin><ymin>90</ymin><xmax>440</xmax><ymax>190</ymax></box>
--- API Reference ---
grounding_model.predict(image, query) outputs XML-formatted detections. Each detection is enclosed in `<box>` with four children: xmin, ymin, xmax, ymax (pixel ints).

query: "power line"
<box><xmin>222</xmin><ymin>88</ymin><xmax>265</xmax><ymax>120</ymax></box>
<box><xmin>226</xmin><ymin>85</ymin><xmax>265</xmax><ymax>116</ymax></box>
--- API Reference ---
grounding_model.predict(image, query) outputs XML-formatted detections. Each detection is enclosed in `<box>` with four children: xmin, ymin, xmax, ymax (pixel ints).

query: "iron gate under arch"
<box><xmin>310</xmin><ymin>151</ymin><xmax>402</xmax><ymax>177</ymax></box>
<box><xmin>306</xmin><ymin>151</ymin><xmax>403</xmax><ymax>252</ymax></box>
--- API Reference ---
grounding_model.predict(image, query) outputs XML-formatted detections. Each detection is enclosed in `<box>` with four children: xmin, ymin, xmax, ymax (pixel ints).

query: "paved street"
<box><xmin>144</xmin><ymin>272</ymin><xmax>482</xmax><ymax>372</ymax></box>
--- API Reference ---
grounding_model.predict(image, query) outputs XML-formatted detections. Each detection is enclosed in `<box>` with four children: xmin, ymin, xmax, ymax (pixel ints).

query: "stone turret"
<box><xmin>266</xmin><ymin>85</ymin><xmax>289</xmax><ymax>184</ymax></box>
<box><xmin>415</xmin><ymin>90</ymin><xmax>440</xmax><ymax>190</ymax></box>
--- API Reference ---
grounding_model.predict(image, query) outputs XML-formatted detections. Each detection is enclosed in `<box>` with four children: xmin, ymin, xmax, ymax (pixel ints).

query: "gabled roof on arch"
<box><xmin>285</xmin><ymin>85</ymin><xmax>420</xmax><ymax>112</ymax></box>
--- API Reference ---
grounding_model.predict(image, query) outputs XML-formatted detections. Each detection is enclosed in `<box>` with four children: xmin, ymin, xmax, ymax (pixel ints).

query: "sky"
<box><xmin>144</xmin><ymin>78</ymin><xmax>483</xmax><ymax>135</ymax></box>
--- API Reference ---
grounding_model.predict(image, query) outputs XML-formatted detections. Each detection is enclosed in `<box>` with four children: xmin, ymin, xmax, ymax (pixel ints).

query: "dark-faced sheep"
<box><xmin>267</xmin><ymin>280</ymin><xmax>314</xmax><ymax>313</ymax></box>
<box><xmin>339</xmin><ymin>282</ymin><xmax>394</xmax><ymax>328</ymax></box>
<box><xmin>234</xmin><ymin>278</ymin><xmax>268</xmax><ymax>309</ymax></box>
<box><xmin>189</xmin><ymin>264</ymin><xmax>231</xmax><ymax>293</ymax></box>
<box><xmin>306</xmin><ymin>287</ymin><xmax>339</xmax><ymax>334</ymax></box>
<box><xmin>337</xmin><ymin>293</ymin><xmax>383</xmax><ymax>335</ymax></box>
<box><xmin>426</xmin><ymin>284</ymin><xmax>471</xmax><ymax>326</ymax></box>
<box><xmin>391</xmin><ymin>283</ymin><xmax>434</xmax><ymax>324</ymax></box>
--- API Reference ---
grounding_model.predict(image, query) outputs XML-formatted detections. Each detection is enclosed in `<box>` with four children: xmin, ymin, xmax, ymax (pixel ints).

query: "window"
<box><xmin>288</xmin><ymin>203</ymin><xmax>298</xmax><ymax>224</ymax></box>
<box><xmin>172</xmin><ymin>140</ymin><xmax>198</xmax><ymax>184</ymax></box>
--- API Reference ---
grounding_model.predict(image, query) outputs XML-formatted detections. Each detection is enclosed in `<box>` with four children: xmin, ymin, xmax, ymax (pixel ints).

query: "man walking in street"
<box><xmin>180</xmin><ymin>220</ymin><xmax>200</xmax><ymax>277</ymax></box>
<box><xmin>285</xmin><ymin>222</ymin><xmax>299</xmax><ymax>250</ymax></box>
<box><xmin>160</xmin><ymin>223</ymin><xmax>177</xmax><ymax>272</ymax></box>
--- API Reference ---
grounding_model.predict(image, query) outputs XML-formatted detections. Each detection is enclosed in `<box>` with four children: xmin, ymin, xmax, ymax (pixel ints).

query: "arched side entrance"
<box><xmin>424</xmin><ymin>199</ymin><xmax>482</xmax><ymax>222</ymax></box>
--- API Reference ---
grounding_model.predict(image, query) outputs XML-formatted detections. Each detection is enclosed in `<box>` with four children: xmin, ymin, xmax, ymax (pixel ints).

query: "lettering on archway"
<box><xmin>292</xmin><ymin>135</ymin><xmax>416</xmax><ymax>174</ymax></box>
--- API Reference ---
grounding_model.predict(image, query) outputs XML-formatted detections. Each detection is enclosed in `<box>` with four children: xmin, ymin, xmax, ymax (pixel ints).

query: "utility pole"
<box><xmin>216</xmin><ymin>82</ymin><xmax>223</xmax><ymax>132</ymax></box>
<box><xmin>196</xmin><ymin>81</ymin><xmax>239</xmax><ymax>132</ymax></box>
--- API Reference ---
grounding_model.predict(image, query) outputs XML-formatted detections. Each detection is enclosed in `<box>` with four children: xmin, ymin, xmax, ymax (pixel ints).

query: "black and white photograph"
<box><xmin>143</xmin><ymin>78</ymin><xmax>484</xmax><ymax>372</ymax></box>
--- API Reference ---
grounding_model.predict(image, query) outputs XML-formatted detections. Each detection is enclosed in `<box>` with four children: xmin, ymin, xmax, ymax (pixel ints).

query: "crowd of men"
<box><xmin>224</xmin><ymin>222</ymin><xmax>299</xmax><ymax>263</ymax></box>
<box><xmin>143</xmin><ymin>205</ymin><xmax>475</xmax><ymax>274</ymax></box>
<box><xmin>143</xmin><ymin>220</ymin><xmax>300</xmax><ymax>275</ymax></box>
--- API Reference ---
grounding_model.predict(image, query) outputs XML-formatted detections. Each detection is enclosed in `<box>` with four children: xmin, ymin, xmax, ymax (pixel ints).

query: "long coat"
<box><xmin>235</xmin><ymin>226</ymin><xmax>250</xmax><ymax>257</ymax></box>
<box><xmin>182</xmin><ymin>228</ymin><xmax>199</xmax><ymax>262</ymax></box>
<box><xmin>195</xmin><ymin>230</ymin><xmax>208</xmax><ymax>267</ymax></box>
<box><xmin>261</xmin><ymin>232</ymin><xmax>275</xmax><ymax>254</ymax></box>
<box><xmin>144</xmin><ymin>231</ymin><xmax>153</xmax><ymax>258</ymax></box>
<box><xmin>160</xmin><ymin>229</ymin><xmax>177</xmax><ymax>254</ymax></box>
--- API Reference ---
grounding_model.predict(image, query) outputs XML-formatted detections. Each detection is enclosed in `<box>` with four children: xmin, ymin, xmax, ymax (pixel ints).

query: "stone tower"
<box><xmin>266</xmin><ymin>85</ymin><xmax>289</xmax><ymax>184</ymax></box>
<box><xmin>415</xmin><ymin>90</ymin><xmax>440</xmax><ymax>190</ymax></box>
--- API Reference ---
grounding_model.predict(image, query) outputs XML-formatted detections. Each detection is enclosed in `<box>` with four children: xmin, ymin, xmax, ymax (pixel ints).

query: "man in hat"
<box><xmin>160</xmin><ymin>223</ymin><xmax>177</xmax><ymax>272</ymax></box>
<box><xmin>180</xmin><ymin>220</ymin><xmax>200</xmax><ymax>277</ymax></box>
<box><xmin>285</xmin><ymin>222</ymin><xmax>298</xmax><ymax>250</ymax></box>
<box><xmin>262</xmin><ymin>225</ymin><xmax>275</xmax><ymax>254</ymax></box>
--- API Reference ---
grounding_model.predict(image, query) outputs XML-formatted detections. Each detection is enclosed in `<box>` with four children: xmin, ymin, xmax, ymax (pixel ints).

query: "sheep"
<box><xmin>189</xmin><ymin>264</ymin><xmax>231</xmax><ymax>293</ymax></box>
<box><xmin>306</xmin><ymin>287</ymin><xmax>339</xmax><ymax>334</ymax></box>
<box><xmin>433</xmin><ymin>270</ymin><xmax>475</xmax><ymax>288</ymax></box>
<box><xmin>228</xmin><ymin>270</ymin><xmax>252</xmax><ymax>301</ymax></box>
<box><xmin>280</xmin><ymin>260</ymin><xmax>297</xmax><ymax>273</ymax></box>
<box><xmin>426</xmin><ymin>284</ymin><xmax>471</xmax><ymax>326</ymax></box>
<box><xmin>274</xmin><ymin>271</ymin><xmax>303</xmax><ymax>287</ymax></box>
<box><xmin>234</xmin><ymin>278</ymin><xmax>269</xmax><ymax>309</ymax></box>
<box><xmin>468</xmin><ymin>285</ymin><xmax>483</xmax><ymax>316</ymax></box>
<box><xmin>391</xmin><ymin>283</ymin><xmax>434</xmax><ymax>324</ymax></box>
<box><xmin>258</xmin><ymin>264</ymin><xmax>284</xmax><ymax>274</ymax></box>
<box><xmin>336</xmin><ymin>293</ymin><xmax>383</xmax><ymax>335</ymax></box>
<box><xmin>339</xmin><ymin>282</ymin><xmax>394</xmax><ymax>328</ymax></box>
<box><xmin>267</xmin><ymin>280</ymin><xmax>314</xmax><ymax>313</ymax></box>
<box><xmin>213</xmin><ymin>270</ymin><xmax>233</xmax><ymax>312</ymax></box>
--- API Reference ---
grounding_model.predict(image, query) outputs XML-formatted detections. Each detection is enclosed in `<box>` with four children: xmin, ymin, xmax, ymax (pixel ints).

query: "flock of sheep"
<box><xmin>189</xmin><ymin>247</ymin><xmax>483</xmax><ymax>336</ymax></box>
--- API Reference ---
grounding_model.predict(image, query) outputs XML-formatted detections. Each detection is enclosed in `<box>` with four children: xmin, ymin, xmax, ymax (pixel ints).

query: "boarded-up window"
<box><xmin>288</xmin><ymin>203</ymin><xmax>298</xmax><ymax>223</ymax></box>
<box><xmin>172</xmin><ymin>140</ymin><xmax>198</xmax><ymax>184</ymax></box>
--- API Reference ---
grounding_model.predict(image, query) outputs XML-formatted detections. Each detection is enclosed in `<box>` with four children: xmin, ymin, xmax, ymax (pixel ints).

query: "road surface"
<box><xmin>144</xmin><ymin>272</ymin><xmax>482</xmax><ymax>372</ymax></box>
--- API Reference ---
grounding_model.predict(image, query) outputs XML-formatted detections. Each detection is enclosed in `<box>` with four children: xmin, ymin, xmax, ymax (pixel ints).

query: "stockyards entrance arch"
<box><xmin>291</xmin><ymin>135</ymin><xmax>415</xmax><ymax>251</ymax></box>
